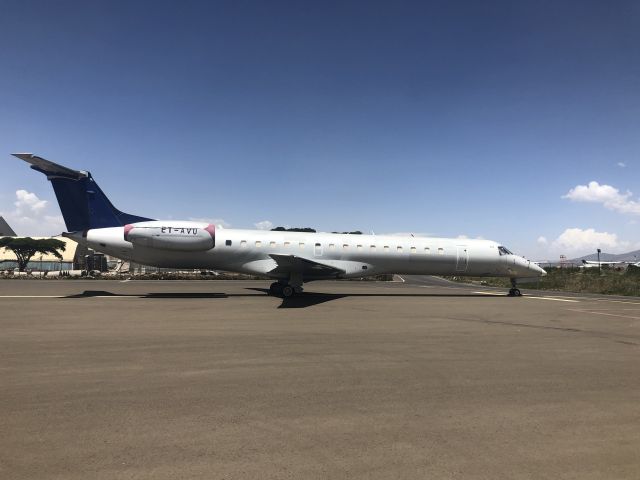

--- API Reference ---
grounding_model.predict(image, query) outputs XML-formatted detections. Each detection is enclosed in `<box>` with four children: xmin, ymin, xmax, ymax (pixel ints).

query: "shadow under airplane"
<box><xmin>63</xmin><ymin>288</ymin><xmax>503</xmax><ymax>309</ymax></box>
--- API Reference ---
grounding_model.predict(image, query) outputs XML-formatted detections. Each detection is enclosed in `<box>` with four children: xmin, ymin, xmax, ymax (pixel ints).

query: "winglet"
<box><xmin>12</xmin><ymin>153</ymin><xmax>87</xmax><ymax>180</ymax></box>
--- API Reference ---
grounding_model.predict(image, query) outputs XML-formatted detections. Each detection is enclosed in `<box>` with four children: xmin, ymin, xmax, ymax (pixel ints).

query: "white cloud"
<box><xmin>254</xmin><ymin>220</ymin><xmax>274</xmax><ymax>230</ymax></box>
<box><xmin>14</xmin><ymin>189</ymin><xmax>48</xmax><ymax>216</ymax></box>
<box><xmin>188</xmin><ymin>217</ymin><xmax>231</xmax><ymax>229</ymax></box>
<box><xmin>551</xmin><ymin>227</ymin><xmax>628</xmax><ymax>254</ymax></box>
<box><xmin>537</xmin><ymin>236</ymin><xmax>548</xmax><ymax>245</ymax></box>
<box><xmin>617</xmin><ymin>162</ymin><xmax>626</xmax><ymax>168</ymax></box>
<box><xmin>563</xmin><ymin>181</ymin><xmax>640</xmax><ymax>215</ymax></box>
<box><xmin>0</xmin><ymin>190</ymin><xmax>65</xmax><ymax>236</ymax></box>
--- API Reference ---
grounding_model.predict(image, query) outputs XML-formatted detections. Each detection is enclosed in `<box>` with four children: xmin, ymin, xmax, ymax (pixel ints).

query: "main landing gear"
<box><xmin>269</xmin><ymin>282</ymin><xmax>303</xmax><ymax>298</ymax></box>
<box><xmin>508</xmin><ymin>278</ymin><xmax>522</xmax><ymax>297</ymax></box>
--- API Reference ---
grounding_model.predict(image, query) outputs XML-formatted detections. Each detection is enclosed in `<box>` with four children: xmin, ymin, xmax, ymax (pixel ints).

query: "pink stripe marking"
<box><xmin>123</xmin><ymin>224</ymin><xmax>134</xmax><ymax>241</ymax></box>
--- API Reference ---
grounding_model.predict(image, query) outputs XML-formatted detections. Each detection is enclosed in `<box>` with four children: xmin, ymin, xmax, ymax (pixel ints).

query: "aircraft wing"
<box><xmin>269</xmin><ymin>254</ymin><xmax>345</xmax><ymax>278</ymax></box>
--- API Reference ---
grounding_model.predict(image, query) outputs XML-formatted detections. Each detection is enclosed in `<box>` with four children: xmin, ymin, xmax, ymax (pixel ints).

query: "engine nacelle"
<box><xmin>124</xmin><ymin>221</ymin><xmax>215</xmax><ymax>252</ymax></box>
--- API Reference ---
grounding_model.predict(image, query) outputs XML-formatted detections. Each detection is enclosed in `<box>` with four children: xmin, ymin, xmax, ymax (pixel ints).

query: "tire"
<box><xmin>513</xmin><ymin>288</ymin><xmax>521</xmax><ymax>297</ymax></box>
<box><xmin>281</xmin><ymin>285</ymin><xmax>295</xmax><ymax>298</ymax></box>
<box><xmin>269</xmin><ymin>282</ymin><xmax>282</xmax><ymax>295</ymax></box>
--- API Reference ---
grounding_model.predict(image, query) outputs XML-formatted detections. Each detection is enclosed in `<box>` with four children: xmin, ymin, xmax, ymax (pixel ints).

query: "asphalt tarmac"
<box><xmin>1</xmin><ymin>278</ymin><xmax>639</xmax><ymax>479</ymax></box>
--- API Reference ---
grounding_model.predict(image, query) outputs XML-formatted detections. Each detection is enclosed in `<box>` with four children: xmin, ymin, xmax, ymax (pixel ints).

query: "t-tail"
<box><xmin>12</xmin><ymin>153</ymin><xmax>153</xmax><ymax>232</ymax></box>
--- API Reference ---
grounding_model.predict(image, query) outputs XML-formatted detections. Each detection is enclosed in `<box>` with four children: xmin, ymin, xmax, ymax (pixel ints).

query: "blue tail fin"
<box><xmin>12</xmin><ymin>153</ymin><xmax>153</xmax><ymax>232</ymax></box>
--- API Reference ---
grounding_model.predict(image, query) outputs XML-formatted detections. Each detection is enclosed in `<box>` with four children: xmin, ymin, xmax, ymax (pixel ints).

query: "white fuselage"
<box><xmin>76</xmin><ymin>222</ymin><xmax>545</xmax><ymax>280</ymax></box>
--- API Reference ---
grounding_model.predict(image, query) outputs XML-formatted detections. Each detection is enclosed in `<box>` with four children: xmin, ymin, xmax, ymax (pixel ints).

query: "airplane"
<box><xmin>11</xmin><ymin>153</ymin><xmax>546</xmax><ymax>297</ymax></box>
<box><xmin>581</xmin><ymin>259</ymin><xmax>639</xmax><ymax>268</ymax></box>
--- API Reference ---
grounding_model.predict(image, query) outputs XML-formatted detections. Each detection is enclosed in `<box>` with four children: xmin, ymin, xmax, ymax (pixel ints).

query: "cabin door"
<box><xmin>456</xmin><ymin>245</ymin><xmax>468</xmax><ymax>272</ymax></box>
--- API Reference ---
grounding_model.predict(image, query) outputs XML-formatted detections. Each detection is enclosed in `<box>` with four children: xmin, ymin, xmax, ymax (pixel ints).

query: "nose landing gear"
<box><xmin>508</xmin><ymin>278</ymin><xmax>522</xmax><ymax>297</ymax></box>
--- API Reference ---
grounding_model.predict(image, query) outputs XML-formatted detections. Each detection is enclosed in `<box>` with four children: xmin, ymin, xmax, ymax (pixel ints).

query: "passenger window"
<box><xmin>357</xmin><ymin>245</ymin><xmax>363</xmax><ymax>251</ymax></box>
<box><xmin>299</xmin><ymin>242</ymin><xmax>305</xmax><ymax>249</ymax></box>
<box><xmin>384</xmin><ymin>246</ymin><xmax>389</xmax><ymax>252</ymax></box>
<box><xmin>240</xmin><ymin>240</ymin><xmax>247</xmax><ymax>247</ymax></box>
<box><xmin>397</xmin><ymin>246</ymin><xmax>403</xmax><ymax>253</ymax></box>
<box><xmin>329</xmin><ymin>243</ymin><xmax>335</xmax><ymax>250</ymax></box>
<box><xmin>370</xmin><ymin>245</ymin><xmax>376</xmax><ymax>251</ymax></box>
<box><xmin>225</xmin><ymin>240</ymin><xmax>232</xmax><ymax>246</ymax></box>
<box><xmin>284</xmin><ymin>241</ymin><xmax>290</xmax><ymax>248</ymax></box>
<box><xmin>438</xmin><ymin>247</ymin><xmax>444</xmax><ymax>255</ymax></box>
<box><xmin>343</xmin><ymin>244</ymin><xmax>349</xmax><ymax>250</ymax></box>
<box><xmin>410</xmin><ymin>247</ymin><xmax>416</xmax><ymax>253</ymax></box>
<box><xmin>424</xmin><ymin>247</ymin><xmax>430</xmax><ymax>254</ymax></box>
<box><xmin>255</xmin><ymin>241</ymin><xmax>262</xmax><ymax>248</ymax></box>
<box><xmin>269</xmin><ymin>241</ymin><xmax>276</xmax><ymax>248</ymax></box>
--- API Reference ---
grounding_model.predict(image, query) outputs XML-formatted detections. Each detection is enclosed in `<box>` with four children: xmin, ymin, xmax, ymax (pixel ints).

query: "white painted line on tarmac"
<box><xmin>567</xmin><ymin>309</ymin><xmax>640</xmax><ymax>320</ymax></box>
<box><xmin>473</xmin><ymin>291</ymin><xmax>580</xmax><ymax>302</ymax></box>
<box><xmin>525</xmin><ymin>296</ymin><xmax>579</xmax><ymax>303</ymax></box>
<box><xmin>0</xmin><ymin>295</ymin><xmax>138</xmax><ymax>299</ymax></box>
<box><xmin>589</xmin><ymin>298</ymin><xmax>640</xmax><ymax>306</ymax></box>
<box><xmin>0</xmin><ymin>295</ymin><xmax>63</xmax><ymax>298</ymax></box>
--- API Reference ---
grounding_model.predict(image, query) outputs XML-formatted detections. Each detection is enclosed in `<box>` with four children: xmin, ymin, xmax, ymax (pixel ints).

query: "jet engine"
<box><xmin>124</xmin><ymin>221</ymin><xmax>215</xmax><ymax>251</ymax></box>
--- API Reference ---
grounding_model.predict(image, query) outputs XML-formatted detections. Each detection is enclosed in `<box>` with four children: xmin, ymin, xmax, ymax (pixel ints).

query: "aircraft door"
<box><xmin>456</xmin><ymin>245</ymin><xmax>468</xmax><ymax>272</ymax></box>
<box><xmin>314</xmin><ymin>242</ymin><xmax>323</xmax><ymax>257</ymax></box>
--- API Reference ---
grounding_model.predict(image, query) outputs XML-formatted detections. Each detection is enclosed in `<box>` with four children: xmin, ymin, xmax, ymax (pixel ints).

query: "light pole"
<box><xmin>597</xmin><ymin>248</ymin><xmax>601</xmax><ymax>274</ymax></box>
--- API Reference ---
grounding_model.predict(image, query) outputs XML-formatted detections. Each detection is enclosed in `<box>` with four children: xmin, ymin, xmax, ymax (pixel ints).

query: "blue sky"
<box><xmin>1</xmin><ymin>0</ymin><xmax>638</xmax><ymax>259</ymax></box>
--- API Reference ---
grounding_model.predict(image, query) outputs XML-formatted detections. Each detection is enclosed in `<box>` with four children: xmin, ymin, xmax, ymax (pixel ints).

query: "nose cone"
<box><xmin>514</xmin><ymin>257</ymin><xmax>547</xmax><ymax>277</ymax></box>
<box><xmin>534</xmin><ymin>264</ymin><xmax>547</xmax><ymax>276</ymax></box>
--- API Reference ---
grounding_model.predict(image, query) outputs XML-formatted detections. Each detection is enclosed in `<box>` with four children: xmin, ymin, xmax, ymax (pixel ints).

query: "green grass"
<box><xmin>452</xmin><ymin>265</ymin><xmax>640</xmax><ymax>297</ymax></box>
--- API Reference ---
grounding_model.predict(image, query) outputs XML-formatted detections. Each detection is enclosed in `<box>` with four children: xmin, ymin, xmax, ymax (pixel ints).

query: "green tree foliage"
<box><xmin>625</xmin><ymin>264</ymin><xmax>640</xmax><ymax>276</ymax></box>
<box><xmin>0</xmin><ymin>237</ymin><xmax>66</xmax><ymax>272</ymax></box>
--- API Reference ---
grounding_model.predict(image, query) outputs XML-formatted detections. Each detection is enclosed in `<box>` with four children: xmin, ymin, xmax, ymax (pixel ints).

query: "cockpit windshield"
<box><xmin>498</xmin><ymin>246</ymin><xmax>513</xmax><ymax>256</ymax></box>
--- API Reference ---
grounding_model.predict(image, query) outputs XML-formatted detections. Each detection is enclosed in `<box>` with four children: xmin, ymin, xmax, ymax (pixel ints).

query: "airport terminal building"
<box><xmin>0</xmin><ymin>215</ymin><xmax>93</xmax><ymax>272</ymax></box>
<box><xmin>0</xmin><ymin>236</ymin><xmax>84</xmax><ymax>272</ymax></box>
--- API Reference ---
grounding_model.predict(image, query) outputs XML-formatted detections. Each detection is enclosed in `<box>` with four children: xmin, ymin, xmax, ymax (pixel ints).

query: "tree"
<box><xmin>0</xmin><ymin>237</ymin><xmax>66</xmax><ymax>272</ymax></box>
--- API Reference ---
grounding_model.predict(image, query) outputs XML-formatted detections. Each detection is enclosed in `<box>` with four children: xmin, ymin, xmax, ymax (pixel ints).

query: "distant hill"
<box><xmin>570</xmin><ymin>250</ymin><xmax>640</xmax><ymax>263</ymax></box>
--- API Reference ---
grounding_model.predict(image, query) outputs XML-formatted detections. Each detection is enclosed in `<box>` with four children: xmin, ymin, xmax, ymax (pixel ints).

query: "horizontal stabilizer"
<box><xmin>12</xmin><ymin>153</ymin><xmax>86</xmax><ymax>180</ymax></box>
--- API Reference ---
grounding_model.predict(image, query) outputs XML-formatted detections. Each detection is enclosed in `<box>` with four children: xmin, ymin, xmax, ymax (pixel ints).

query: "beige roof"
<box><xmin>0</xmin><ymin>237</ymin><xmax>79</xmax><ymax>262</ymax></box>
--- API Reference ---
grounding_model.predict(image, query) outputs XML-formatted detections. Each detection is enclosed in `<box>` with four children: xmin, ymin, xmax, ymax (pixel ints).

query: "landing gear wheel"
<box><xmin>508</xmin><ymin>278</ymin><xmax>522</xmax><ymax>297</ymax></box>
<box><xmin>269</xmin><ymin>282</ymin><xmax>283</xmax><ymax>296</ymax></box>
<box><xmin>281</xmin><ymin>285</ymin><xmax>295</xmax><ymax>298</ymax></box>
